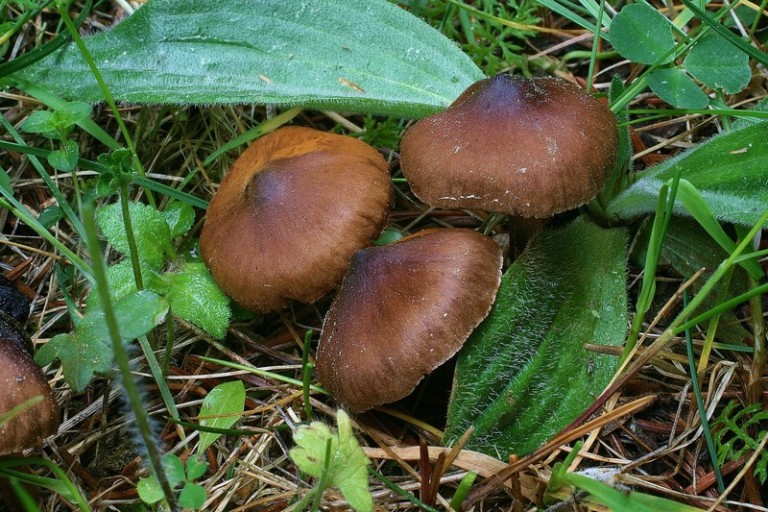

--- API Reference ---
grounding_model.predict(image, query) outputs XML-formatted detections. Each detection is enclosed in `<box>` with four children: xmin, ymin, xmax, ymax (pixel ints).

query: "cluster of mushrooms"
<box><xmin>200</xmin><ymin>74</ymin><xmax>619</xmax><ymax>413</ymax></box>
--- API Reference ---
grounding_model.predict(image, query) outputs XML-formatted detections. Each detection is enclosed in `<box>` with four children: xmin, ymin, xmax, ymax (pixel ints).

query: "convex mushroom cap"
<box><xmin>400</xmin><ymin>74</ymin><xmax>619</xmax><ymax>218</ymax></box>
<box><xmin>0</xmin><ymin>312</ymin><xmax>59</xmax><ymax>456</ymax></box>
<box><xmin>200</xmin><ymin>126</ymin><xmax>392</xmax><ymax>313</ymax></box>
<box><xmin>316</xmin><ymin>228</ymin><xmax>503</xmax><ymax>412</ymax></box>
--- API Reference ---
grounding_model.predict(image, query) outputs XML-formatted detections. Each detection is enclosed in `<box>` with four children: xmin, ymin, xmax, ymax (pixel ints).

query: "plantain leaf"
<box><xmin>607</xmin><ymin>122</ymin><xmax>768</xmax><ymax>228</ymax></box>
<box><xmin>16</xmin><ymin>0</ymin><xmax>483</xmax><ymax>117</ymax></box>
<box><xmin>445</xmin><ymin>220</ymin><xmax>627</xmax><ymax>457</ymax></box>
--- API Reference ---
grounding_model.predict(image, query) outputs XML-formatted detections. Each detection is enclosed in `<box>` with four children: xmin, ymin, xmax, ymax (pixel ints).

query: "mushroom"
<box><xmin>316</xmin><ymin>228</ymin><xmax>503</xmax><ymax>412</ymax></box>
<box><xmin>200</xmin><ymin>126</ymin><xmax>392</xmax><ymax>313</ymax></box>
<box><xmin>0</xmin><ymin>281</ymin><xmax>59</xmax><ymax>456</ymax></box>
<box><xmin>399</xmin><ymin>74</ymin><xmax>619</xmax><ymax>218</ymax></box>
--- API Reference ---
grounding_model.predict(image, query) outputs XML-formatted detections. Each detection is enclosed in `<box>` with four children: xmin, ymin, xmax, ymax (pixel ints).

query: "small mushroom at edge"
<box><xmin>200</xmin><ymin>126</ymin><xmax>393</xmax><ymax>313</ymax></box>
<box><xmin>0</xmin><ymin>312</ymin><xmax>59</xmax><ymax>457</ymax></box>
<box><xmin>399</xmin><ymin>74</ymin><xmax>619</xmax><ymax>218</ymax></box>
<box><xmin>316</xmin><ymin>228</ymin><xmax>503</xmax><ymax>413</ymax></box>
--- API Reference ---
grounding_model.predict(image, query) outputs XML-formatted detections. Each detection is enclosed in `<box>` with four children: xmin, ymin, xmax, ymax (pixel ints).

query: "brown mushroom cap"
<box><xmin>200</xmin><ymin>126</ymin><xmax>392</xmax><ymax>313</ymax></box>
<box><xmin>399</xmin><ymin>74</ymin><xmax>619</xmax><ymax>218</ymax></box>
<box><xmin>316</xmin><ymin>228</ymin><xmax>503</xmax><ymax>412</ymax></box>
<box><xmin>0</xmin><ymin>315</ymin><xmax>59</xmax><ymax>456</ymax></box>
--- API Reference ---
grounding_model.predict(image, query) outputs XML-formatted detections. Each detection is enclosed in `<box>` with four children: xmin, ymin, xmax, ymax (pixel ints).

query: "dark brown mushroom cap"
<box><xmin>316</xmin><ymin>228</ymin><xmax>503</xmax><ymax>412</ymax></box>
<box><xmin>200</xmin><ymin>126</ymin><xmax>392</xmax><ymax>313</ymax></box>
<box><xmin>0</xmin><ymin>324</ymin><xmax>59</xmax><ymax>456</ymax></box>
<box><xmin>399</xmin><ymin>74</ymin><xmax>619</xmax><ymax>218</ymax></box>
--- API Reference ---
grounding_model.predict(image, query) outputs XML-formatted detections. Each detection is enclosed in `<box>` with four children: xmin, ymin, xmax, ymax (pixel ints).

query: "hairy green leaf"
<box><xmin>609</xmin><ymin>4</ymin><xmax>676</xmax><ymax>65</ymax></box>
<box><xmin>445</xmin><ymin>221</ymin><xmax>627</xmax><ymax>457</ymax></box>
<box><xmin>18</xmin><ymin>0</ymin><xmax>483</xmax><ymax>117</ymax></box>
<box><xmin>197</xmin><ymin>380</ymin><xmax>245</xmax><ymax>454</ymax></box>
<box><xmin>35</xmin><ymin>290</ymin><xmax>168</xmax><ymax>392</ymax></box>
<box><xmin>162</xmin><ymin>201</ymin><xmax>195</xmax><ymax>240</ymax></box>
<box><xmin>85</xmin><ymin>260</ymin><xmax>161</xmax><ymax>312</ymax></box>
<box><xmin>96</xmin><ymin>201</ymin><xmax>173</xmax><ymax>269</ymax></box>
<box><xmin>646</xmin><ymin>68</ymin><xmax>709</xmax><ymax>109</ymax></box>
<box><xmin>163</xmin><ymin>262</ymin><xmax>231</xmax><ymax>339</ymax></box>
<box><xmin>606</xmin><ymin>122</ymin><xmax>768</xmax><ymax>227</ymax></box>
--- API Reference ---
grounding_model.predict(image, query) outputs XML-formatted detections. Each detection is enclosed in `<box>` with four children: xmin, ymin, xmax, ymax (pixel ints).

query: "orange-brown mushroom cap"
<box><xmin>0</xmin><ymin>317</ymin><xmax>59</xmax><ymax>456</ymax></box>
<box><xmin>316</xmin><ymin>228</ymin><xmax>503</xmax><ymax>413</ymax></box>
<box><xmin>200</xmin><ymin>126</ymin><xmax>392</xmax><ymax>313</ymax></box>
<box><xmin>400</xmin><ymin>74</ymin><xmax>619</xmax><ymax>218</ymax></box>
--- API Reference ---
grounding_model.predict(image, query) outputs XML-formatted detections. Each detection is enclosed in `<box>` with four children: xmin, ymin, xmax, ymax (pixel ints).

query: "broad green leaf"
<box><xmin>185</xmin><ymin>457</ymin><xmax>208</xmax><ymax>480</ymax></box>
<box><xmin>290</xmin><ymin>410</ymin><xmax>372</xmax><ymax>512</ymax></box>
<box><xmin>646</xmin><ymin>68</ymin><xmax>709</xmax><ymax>109</ymax></box>
<box><xmin>684</xmin><ymin>31</ymin><xmax>751</xmax><ymax>94</ymax></box>
<box><xmin>162</xmin><ymin>453</ymin><xmax>187</xmax><ymax>487</ymax></box>
<box><xmin>85</xmin><ymin>260</ymin><xmax>161</xmax><ymax>312</ymax></box>
<box><xmin>163</xmin><ymin>262</ymin><xmax>231</xmax><ymax>340</ymax></box>
<box><xmin>136</xmin><ymin>476</ymin><xmax>164</xmax><ymax>505</ymax></box>
<box><xmin>47</xmin><ymin>139</ymin><xmax>80</xmax><ymax>172</ymax></box>
<box><xmin>21</xmin><ymin>110</ymin><xmax>56</xmax><ymax>135</ymax></box>
<box><xmin>162</xmin><ymin>201</ymin><xmax>195</xmax><ymax>239</ymax></box>
<box><xmin>20</xmin><ymin>102</ymin><xmax>91</xmax><ymax>136</ymax></box>
<box><xmin>609</xmin><ymin>4</ymin><xmax>676</xmax><ymax>65</ymax></box>
<box><xmin>35</xmin><ymin>290</ymin><xmax>169</xmax><ymax>391</ymax></box>
<box><xmin>197</xmin><ymin>380</ymin><xmax>246</xmax><ymax>454</ymax></box>
<box><xmin>17</xmin><ymin>0</ymin><xmax>484</xmax><ymax>117</ymax></box>
<box><xmin>445</xmin><ymin>221</ymin><xmax>627</xmax><ymax>457</ymax></box>
<box><xmin>178</xmin><ymin>482</ymin><xmax>207</xmax><ymax>510</ymax></box>
<box><xmin>606</xmin><ymin>122</ymin><xmax>768</xmax><ymax>227</ymax></box>
<box><xmin>96</xmin><ymin>201</ymin><xmax>173</xmax><ymax>269</ymax></box>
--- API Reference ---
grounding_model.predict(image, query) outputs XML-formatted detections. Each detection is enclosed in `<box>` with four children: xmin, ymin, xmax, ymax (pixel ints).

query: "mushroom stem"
<box><xmin>508</xmin><ymin>216</ymin><xmax>549</xmax><ymax>257</ymax></box>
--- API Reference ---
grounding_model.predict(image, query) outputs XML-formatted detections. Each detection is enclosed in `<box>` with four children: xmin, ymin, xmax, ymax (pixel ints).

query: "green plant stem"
<box><xmin>118</xmin><ymin>182</ymin><xmax>145</xmax><ymax>291</ymax></box>
<box><xmin>7</xmin><ymin>477</ymin><xmax>37</xmax><ymax>511</ymax></box>
<box><xmin>623</xmin><ymin>177</ymin><xmax>681</xmax><ymax>359</ymax></box>
<box><xmin>585</xmin><ymin>0</ymin><xmax>607</xmax><ymax>93</ymax></box>
<box><xmin>450</xmin><ymin>471</ymin><xmax>477</xmax><ymax>511</ymax></box>
<box><xmin>310</xmin><ymin>438</ymin><xmax>334</xmax><ymax>512</ymax></box>
<box><xmin>81</xmin><ymin>202</ymin><xmax>177</xmax><ymax>511</ymax></box>
<box><xmin>683</xmin><ymin>290</ymin><xmax>725</xmax><ymax>493</ymax></box>
<box><xmin>163</xmin><ymin>315</ymin><xmax>176</xmax><ymax>376</ymax></box>
<box><xmin>199</xmin><ymin>355</ymin><xmax>327</xmax><ymax>394</ymax></box>
<box><xmin>697</xmin><ymin>266</ymin><xmax>734</xmax><ymax>374</ymax></box>
<box><xmin>57</xmin><ymin>1</ymin><xmax>156</xmax><ymax>208</ymax></box>
<box><xmin>136</xmin><ymin>334</ymin><xmax>181</xmax><ymax>424</ymax></box>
